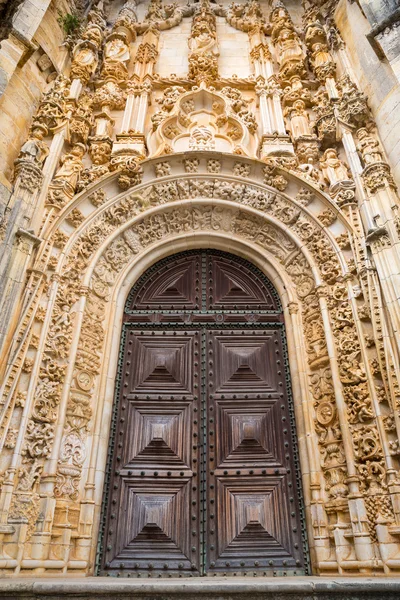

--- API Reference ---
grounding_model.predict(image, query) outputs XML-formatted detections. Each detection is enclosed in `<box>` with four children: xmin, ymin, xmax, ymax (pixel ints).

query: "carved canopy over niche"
<box><xmin>148</xmin><ymin>84</ymin><xmax>258</xmax><ymax>157</ymax></box>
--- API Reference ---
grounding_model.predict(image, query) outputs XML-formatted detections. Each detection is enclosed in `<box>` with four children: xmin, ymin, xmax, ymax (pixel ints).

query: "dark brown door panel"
<box><xmin>98</xmin><ymin>251</ymin><xmax>308</xmax><ymax>577</ymax></box>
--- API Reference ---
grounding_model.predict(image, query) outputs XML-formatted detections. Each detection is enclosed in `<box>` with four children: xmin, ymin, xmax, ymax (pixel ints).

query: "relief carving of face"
<box><xmin>89</xmin><ymin>139</ymin><xmax>111</xmax><ymax>165</ymax></box>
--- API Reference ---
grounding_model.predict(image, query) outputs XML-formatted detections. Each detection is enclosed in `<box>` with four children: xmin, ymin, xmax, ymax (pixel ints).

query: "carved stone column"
<box><xmin>249</xmin><ymin>23</ymin><xmax>273</xmax><ymax>79</ymax></box>
<box><xmin>317</xmin><ymin>287</ymin><xmax>376</xmax><ymax>566</ymax></box>
<box><xmin>287</xmin><ymin>301</ymin><xmax>331</xmax><ymax>568</ymax></box>
<box><xmin>111</xmin><ymin>23</ymin><xmax>158</xmax><ymax>188</ymax></box>
<box><xmin>257</xmin><ymin>76</ymin><xmax>294</xmax><ymax>159</ymax></box>
<box><xmin>0</xmin><ymin>116</ymin><xmax>50</xmax><ymax>360</ymax></box>
<box><xmin>0</xmin><ymin>228</ymin><xmax>42</xmax><ymax>375</ymax></box>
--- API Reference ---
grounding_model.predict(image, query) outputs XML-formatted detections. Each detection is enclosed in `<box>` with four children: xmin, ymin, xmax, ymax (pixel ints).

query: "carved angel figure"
<box><xmin>311</xmin><ymin>43</ymin><xmax>333</xmax><ymax>69</ymax></box>
<box><xmin>287</xmin><ymin>99</ymin><xmax>311</xmax><ymax>138</ymax></box>
<box><xmin>189</xmin><ymin>19</ymin><xmax>217</xmax><ymax>54</ymax></box>
<box><xmin>356</xmin><ymin>129</ymin><xmax>384</xmax><ymax>165</ymax></box>
<box><xmin>188</xmin><ymin>0</ymin><xmax>219</xmax><ymax>85</ymax></box>
<box><xmin>320</xmin><ymin>148</ymin><xmax>350</xmax><ymax>186</ymax></box>
<box><xmin>311</xmin><ymin>43</ymin><xmax>335</xmax><ymax>81</ymax></box>
<box><xmin>276</xmin><ymin>28</ymin><xmax>303</xmax><ymax>67</ymax></box>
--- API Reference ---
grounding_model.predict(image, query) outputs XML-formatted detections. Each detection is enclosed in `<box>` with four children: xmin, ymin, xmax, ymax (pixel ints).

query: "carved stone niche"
<box><xmin>147</xmin><ymin>84</ymin><xmax>257</xmax><ymax>157</ymax></box>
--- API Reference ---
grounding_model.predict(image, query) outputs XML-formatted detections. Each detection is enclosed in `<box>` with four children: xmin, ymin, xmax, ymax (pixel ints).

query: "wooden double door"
<box><xmin>98</xmin><ymin>251</ymin><xmax>308</xmax><ymax>577</ymax></box>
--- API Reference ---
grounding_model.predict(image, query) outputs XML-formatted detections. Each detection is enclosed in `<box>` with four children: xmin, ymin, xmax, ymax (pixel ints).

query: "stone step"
<box><xmin>0</xmin><ymin>577</ymin><xmax>400</xmax><ymax>600</ymax></box>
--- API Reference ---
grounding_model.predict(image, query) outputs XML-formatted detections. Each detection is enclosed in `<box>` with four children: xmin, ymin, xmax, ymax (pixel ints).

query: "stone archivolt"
<box><xmin>0</xmin><ymin>150</ymin><xmax>398</xmax><ymax>575</ymax></box>
<box><xmin>1</xmin><ymin>0</ymin><xmax>400</xmax><ymax>581</ymax></box>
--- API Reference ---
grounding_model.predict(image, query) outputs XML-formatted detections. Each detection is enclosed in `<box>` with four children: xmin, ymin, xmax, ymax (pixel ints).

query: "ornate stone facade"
<box><xmin>0</xmin><ymin>0</ymin><xmax>399</xmax><ymax>580</ymax></box>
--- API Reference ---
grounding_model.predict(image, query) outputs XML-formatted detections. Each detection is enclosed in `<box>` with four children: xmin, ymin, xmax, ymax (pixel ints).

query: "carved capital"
<box><xmin>14</xmin><ymin>160</ymin><xmax>43</xmax><ymax>194</ymax></box>
<box><xmin>362</xmin><ymin>162</ymin><xmax>396</xmax><ymax>193</ymax></box>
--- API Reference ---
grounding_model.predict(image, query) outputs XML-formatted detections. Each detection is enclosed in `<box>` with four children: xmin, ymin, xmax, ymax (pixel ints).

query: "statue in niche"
<box><xmin>188</xmin><ymin>0</ymin><xmax>219</xmax><ymax>84</ymax></box>
<box><xmin>311</xmin><ymin>42</ymin><xmax>335</xmax><ymax>79</ymax></box>
<box><xmin>312</xmin><ymin>43</ymin><xmax>332</xmax><ymax>65</ymax></box>
<box><xmin>53</xmin><ymin>144</ymin><xmax>86</xmax><ymax>192</ymax></box>
<box><xmin>189</xmin><ymin>19</ymin><xmax>217</xmax><ymax>53</ymax></box>
<box><xmin>18</xmin><ymin>122</ymin><xmax>49</xmax><ymax>166</ymax></box>
<box><xmin>276</xmin><ymin>28</ymin><xmax>303</xmax><ymax>66</ymax></box>
<box><xmin>356</xmin><ymin>129</ymin><xmax>384</xmax><ymax>165</ymax></box>
<box><xmin>320</xmin><ymin>148</ymin><xmax>350</xmax><ymax>186</ymax></box>
<box><xmin>287</xmin><ymin>99</ymin><xmax>311</xmax><ymax>138</ymax></box>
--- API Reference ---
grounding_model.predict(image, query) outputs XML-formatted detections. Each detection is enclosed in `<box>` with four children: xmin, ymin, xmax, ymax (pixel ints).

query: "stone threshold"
<box><xmin>1</xmin><ymin>578</ymin><xmax>400</xmax><ymax>599</ymax></box>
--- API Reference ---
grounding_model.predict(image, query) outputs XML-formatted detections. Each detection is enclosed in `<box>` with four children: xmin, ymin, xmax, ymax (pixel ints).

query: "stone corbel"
<box><xmin>362</xmin><ymin>162</ymin><xmax>397</xmax><ymax>194</ymax></box>
<box><xmin>15</xmin><ymin>228</ymin><xmax>41</xmax><ymax>253</ymax></box>
<box><xmin>259</xmin><ymin>134</ymin><xmax>295</xmax><ymax>161</ymax></box>
<box><xmin>365</xmin><ymin>8</ymin><xmax>400</xmax><ymax>65</ymax></box>
<box><xmin>11</xmin><ymin>28</ymin><xmax>39</xmax><ymax>69</ymax></box>
<box><xmin>13</xmin><ymin>161</ymin><xmax>44</xmax><ymax>196</ymax></box>
<box><xmin>365</xmin><ymin>225</ymin><xmax>390</xmax><ymax>245</ymax></box>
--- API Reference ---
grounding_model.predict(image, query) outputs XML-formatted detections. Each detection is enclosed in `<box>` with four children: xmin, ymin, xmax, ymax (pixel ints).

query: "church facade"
<box><xmin>0</xmin><ymin>0</ymin><xmax>400</xmax><ymax>583</ymax></box>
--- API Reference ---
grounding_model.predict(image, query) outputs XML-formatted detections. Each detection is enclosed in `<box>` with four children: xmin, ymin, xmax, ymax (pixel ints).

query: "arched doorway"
<box><xmin>97</xmin><ymin>250</ymin><xmax>309</xmax><ymax>577</ymax></box>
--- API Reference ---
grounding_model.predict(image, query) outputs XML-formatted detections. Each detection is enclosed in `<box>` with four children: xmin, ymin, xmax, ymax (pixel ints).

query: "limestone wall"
<box><xmin>335</xmin><ymin>0</ymin><xmax>400</xmax><ymax>185</ymax></box>
<box><xmin>0</xmin><ymin>0</ymin><xmax>69</xmax><ymax>201</ymax></box>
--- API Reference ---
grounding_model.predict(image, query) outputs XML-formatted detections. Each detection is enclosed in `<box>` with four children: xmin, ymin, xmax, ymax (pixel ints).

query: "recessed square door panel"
<box><xmin>214</xmin><ymin>401</ymin><xmax>284</xmax><ymax>468</ymax></box>
<box><xmin>109</xmin><ymin>478</ymin><xmax>198</xmax><ymax>572</ymax></box>
<box><xmin>208</xmin><ymin>477</ymin><xmax>301</xmax><ymax>570</ymax></box>
<box><xmin>210</xmin><ymin>332</ymin><xmax>279</xmax><ymax>394</ymax></box>
<box><xmin>126</xmin><ymin>331</ymin><xmax>198</xmax><ymax>396</ymax></box>
<box><xmin>122</xmin><ymin>400</ymin><xmax>192</xmax><ymax>468</ymax></box>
